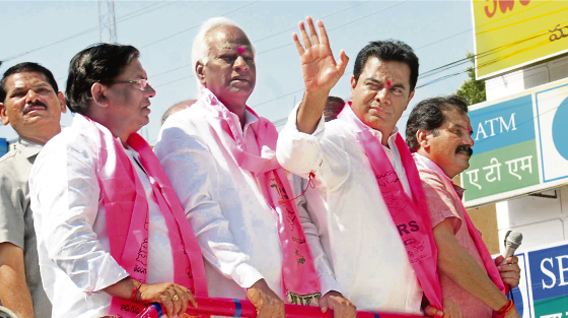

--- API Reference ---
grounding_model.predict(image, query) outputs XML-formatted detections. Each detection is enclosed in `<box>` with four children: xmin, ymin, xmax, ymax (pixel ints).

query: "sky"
<box><xmin>0</xmin><ymin>0</ymin><xmax>474</xmax><ymax>144</ymax></box>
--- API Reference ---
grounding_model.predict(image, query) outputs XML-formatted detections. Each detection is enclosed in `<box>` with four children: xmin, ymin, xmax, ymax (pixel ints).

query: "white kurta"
<box><xmin>276</xmin><ymin>107</ymin><xmax>423</xmax><ymax>313</ymax></box>
<box><xmin>29</xmin><ymin>115</ymin><xmax>174</xmax><ymax>318</ymax></box>
<box><xmin>154</xmin><ymin>94</ymin><xmax>287</xmax><ymax>300</ymax></box>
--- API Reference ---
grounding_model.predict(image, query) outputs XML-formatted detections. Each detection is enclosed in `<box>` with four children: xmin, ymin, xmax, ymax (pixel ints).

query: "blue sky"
<box><xmin>0</xmin><ymin>0</ymin><xmax>474</xmax><ymax>144</ymax></box>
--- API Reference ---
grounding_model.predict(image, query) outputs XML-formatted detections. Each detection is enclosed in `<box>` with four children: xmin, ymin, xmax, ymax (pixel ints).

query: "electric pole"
<box><xmin>98</xmin><ymin>0</ymin><xmax>117</xmax><ymax>43</ymax></box>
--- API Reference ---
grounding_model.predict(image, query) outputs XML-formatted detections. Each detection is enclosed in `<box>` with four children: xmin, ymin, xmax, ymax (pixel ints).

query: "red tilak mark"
<box><xmin>238</xmin><ymin>46</ymin><xmax>245</xmax><ymax>54</ymax></box>
<box><xmin>386</xmin><ymin>81</ymin><xmax>392</xmax><ymax>87</ymax></box>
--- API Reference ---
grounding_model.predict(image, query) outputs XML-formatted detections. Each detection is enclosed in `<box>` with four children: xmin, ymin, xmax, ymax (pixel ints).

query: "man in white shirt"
<box><xmin>29</xmin><ymin>44</ymin><xmax>207</xmax><ymax>318</ymax></box>
<box><xmin>0</xmin><ymin>62</ymin><xmax>66</xmax><ymax>318</ymax></box>
<box><xmin>154</xmin><ymin>17</ymin><xmax>355</xmax><ymax>318</ymax></box>
<box><xmin>276</xmin><ymin>17</ymin><xmax>444</xmax><ymax>316</ymax></box>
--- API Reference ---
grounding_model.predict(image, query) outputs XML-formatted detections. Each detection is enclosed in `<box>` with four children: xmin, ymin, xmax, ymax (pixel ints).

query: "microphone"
<box><xmin>501</xmin><ymin>230</ymin><xmax>523</xmax><ymax>265</ymax></box>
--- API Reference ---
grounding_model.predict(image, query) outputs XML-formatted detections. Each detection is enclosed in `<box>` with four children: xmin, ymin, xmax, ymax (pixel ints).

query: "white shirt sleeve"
<box><xmin>30</xmin><ymin>133</ymin><xmax>128</xmax><ymax>294</ymax></box>
<box><xmin>276</xmin><ymin>106</ymin><xmax>350</xmax><ymax>192</ymax></box>
<box><xmin>155</xmin><ymin>124</ymin><xmax>264</xmax><ymax>289</ymax></box>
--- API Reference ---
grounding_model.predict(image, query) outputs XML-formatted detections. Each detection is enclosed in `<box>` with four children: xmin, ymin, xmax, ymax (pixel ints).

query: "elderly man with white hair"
<box><xmin>154</xmin><ymin>17</ymin><xmax>356</xmax><ymax>318</ymax></box>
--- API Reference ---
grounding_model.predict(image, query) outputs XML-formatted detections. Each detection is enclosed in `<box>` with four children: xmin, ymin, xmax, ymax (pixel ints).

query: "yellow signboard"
<box><xmin>472</xmin><ymin>0</ymin><xmax>568</xmax><ymax>79</ymax></box>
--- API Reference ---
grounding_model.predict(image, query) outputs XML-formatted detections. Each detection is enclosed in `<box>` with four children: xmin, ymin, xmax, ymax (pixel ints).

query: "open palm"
<box><xmin>293</xmin><ymin>17</ymin><xmax>348</xmax><ymax>94</ymax></box>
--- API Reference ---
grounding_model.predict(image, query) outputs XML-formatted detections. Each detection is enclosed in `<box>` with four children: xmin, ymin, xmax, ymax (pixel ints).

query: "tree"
<box><xmin>456</xmin><ymin>52</ymin><xmax>486</xmax><ymax>105</ymax></box>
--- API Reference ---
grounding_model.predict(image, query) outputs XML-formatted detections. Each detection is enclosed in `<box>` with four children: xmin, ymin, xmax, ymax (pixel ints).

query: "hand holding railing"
<box><xmin>136</xmin><ymin>297</ymin><xmax>425</xmax><ymax>318</ymax></box>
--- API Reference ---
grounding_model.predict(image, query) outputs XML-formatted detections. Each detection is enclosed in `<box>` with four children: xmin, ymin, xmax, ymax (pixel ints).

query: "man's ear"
<box><xmin>90</xmin><ymin>83</ymin><xmax>109</xmax><ymax>108</ymax></box>
<box><xmin>404</xmin><ymin>90</ymin><xmax>415</xmax><ymax>111</ymax></box>
<box><xmin>0</xmin><ymin>103</ymin><xmax>9</xmax><ymax>125</ymax></box>
<box><xmin>196</xmin><ymin>62</ymin><xmax>206</xmax><ymax>85</ymax></box>
<box><xmin>57</xmin><ymin>92</ymin><xmax>67</xmax><ymax>114</ymax></box>
<box><xmin>350</xmin><ymin>75</ymin><xmax>357</xmax><ymax>100</ymax></box>
<box><xmin>416</xmin><ymin>129</ymin><xmax>430</xmax><ymax>151</ymax></box>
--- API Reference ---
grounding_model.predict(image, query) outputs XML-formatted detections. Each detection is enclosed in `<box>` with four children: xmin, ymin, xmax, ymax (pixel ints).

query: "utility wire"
<box><xmin>257</xmin><ymin>0</ymin><xmax>408</xmax><ymax>56</ymax></box>
<box><xmin>1</xmin><ymin>0</ymin><xmax>180</xmax><ymax>63</ymax></box>
<box><xmin>152</xmin><ymin>0</ymin><xmax>408</xmax><ymax>84</ymax></box>
<box><xmin>140</xmin><ymin>1</ymin><xmax>260</xmax><ymax>49</ymax></box>
<box><xmin>151</xmin><ymin>0</ymin><xmax>381</xmax><ymax>79</ymax></box>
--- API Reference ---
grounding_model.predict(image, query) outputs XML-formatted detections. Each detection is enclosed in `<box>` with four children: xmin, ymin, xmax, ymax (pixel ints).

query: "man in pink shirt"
<box><xmin>406</xmin><ymin>95</ymin><xmax>521</xmax><ymax>318</ymax></box>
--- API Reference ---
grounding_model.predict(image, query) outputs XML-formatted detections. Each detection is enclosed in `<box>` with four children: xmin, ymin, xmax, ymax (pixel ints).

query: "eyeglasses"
<box><xmin>111</xmin><ymin>79</ymin><xmax>151</xmax><ymax>91</ymax></box>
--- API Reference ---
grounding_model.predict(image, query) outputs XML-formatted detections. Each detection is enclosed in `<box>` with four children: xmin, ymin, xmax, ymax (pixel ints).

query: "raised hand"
<box><xmin>293</xmin><ymin>17</ymin><xmax>348</xmax><ymax>94</ymax></box>
<box><xmin>293</xmin><ymin>17</ymin><xmax>349</xmax><ymax>134</ymax></box>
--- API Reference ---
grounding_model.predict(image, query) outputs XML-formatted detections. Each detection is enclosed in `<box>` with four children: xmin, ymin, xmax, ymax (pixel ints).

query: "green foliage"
<box><xmin>456</xmin><ymin>52</ymin><xmax>486</xmax><ymax>105</ymax></box>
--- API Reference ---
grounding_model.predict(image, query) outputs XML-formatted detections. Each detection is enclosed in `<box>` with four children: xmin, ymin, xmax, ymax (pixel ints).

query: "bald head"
<box><xmin>195</xmin><ymin>23</ymin><xmax>256</xmax><ymax>116</ymax></box>
<box><xmin>161</xmin><ymin>99</ymin><xmax>196</xmax><ymax>125</ymax></box>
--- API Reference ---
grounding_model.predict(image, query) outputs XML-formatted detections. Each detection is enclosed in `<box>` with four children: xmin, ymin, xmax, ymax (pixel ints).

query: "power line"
<box><xmin>1</xmin><ymin>1</ymin><xmax>180</xmax><ymax>63</ymax></box>
<box><xmin>151</xmin><ymin>0</ymin><xmax>408</xmax><ymax>85</ymax></box>
<box><xmin>140</xmin><ymin>1</ymin><xmax>261</xmax><ymax>50</ymax></box>
<box><xmin>254</xmin><ymin>0</ymin><xmax>371</xmax><ymax>44</ymax></box>
<box><xmin>257</xmin><ymin>0</ymin><xmax>408</xmax><ymax>56</ymax></box>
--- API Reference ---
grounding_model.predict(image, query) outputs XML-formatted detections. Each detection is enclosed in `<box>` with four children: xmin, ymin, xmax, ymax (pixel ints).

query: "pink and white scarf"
<box><xmin>413</xmin><ymin>153</ymin><xmax>506</xmax><ymax>297</ymax></box>
<box><xmin>75</xmin><ymin>115</ymin><xmax>208</xmax><ymax>317</ymax></box>
<box><xmin>337</xmin><ymin>104</ymin><xmax>443</xmax><ymax>310</ymax></box>
<box><xmin>196</xmin><ymin>88</ymin><xmax>321</xmax><ymax>306</ymax></box>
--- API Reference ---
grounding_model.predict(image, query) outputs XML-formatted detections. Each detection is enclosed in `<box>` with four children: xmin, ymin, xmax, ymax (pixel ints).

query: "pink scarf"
<box><xmin>337</xmin><ymin>104</ymin><xmax>443</xmax><ymax>309</ymax></box>
<box><xmin>76</xmin><ymin>115</ymin><xmax>208</xmax><ymax>317</ymax></box>
<box><xmin>196</xmin><ymin>88</ymin><xmax>321</xmax><ymax>306</ymax></box>
<box><xmin>413</xmin><ymin>153</ymin><xmax>506</xmax><ymax>297</ymax></box>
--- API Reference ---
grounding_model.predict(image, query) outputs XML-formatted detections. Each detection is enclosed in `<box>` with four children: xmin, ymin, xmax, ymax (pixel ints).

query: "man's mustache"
<box><xmin>23</xmin><ymin>101</ymin><xmax>48</xmax><ymax>113</ymax></box>
<box><xmin>456</xmin><ymin>145</ymin><xmax>473</xmax><ymax>157</ymax></box>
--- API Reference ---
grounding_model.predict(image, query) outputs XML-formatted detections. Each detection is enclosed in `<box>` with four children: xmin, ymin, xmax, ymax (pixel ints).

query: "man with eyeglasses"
<box><xmin>0</xmin><ymin>62</ymin><xmax>66</xmax><ymax>318</ymax></box>
<box><xmin>29</xmin><ymin>44</ymin><xmax>208</xmax><ymax>318</ymax></box>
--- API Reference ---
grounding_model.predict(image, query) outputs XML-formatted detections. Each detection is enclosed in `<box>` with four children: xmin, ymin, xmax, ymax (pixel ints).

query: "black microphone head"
<box><xmin>505</xmin><ymin>231</ymin><xmax>523</xmax><ymax>249</ymax></box>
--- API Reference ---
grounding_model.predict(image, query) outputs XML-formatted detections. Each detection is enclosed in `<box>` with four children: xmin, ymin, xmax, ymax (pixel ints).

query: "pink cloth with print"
<box><xmin>196</xmin><ymin>88</ymin><xmax>320</xmax><ymax>305</ymax></box>
<box><xmin>77</xmin><ymin>114</ymin><xmax>208</xmax><ymax>318</ymax></box>
<box><xmin>336</xmin><ymin>104</ymin><xmax>442</xmax><ymax>310</ymax></box>
<box><xmin>414</xmin><ymin>153</ymin><xmax>505</xmax><ymax>318</ymax></box>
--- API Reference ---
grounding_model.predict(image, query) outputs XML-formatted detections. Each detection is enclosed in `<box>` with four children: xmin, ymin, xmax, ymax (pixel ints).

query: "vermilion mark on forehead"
<box><xmin>386</xmin><ymin>81</ymin><xmax>392</xmax><ymax>87</ymax></box>
<box><xmin>238</xmin><ymin>46</ymin><xmax>245</xmax><ymax>54</ymax></box>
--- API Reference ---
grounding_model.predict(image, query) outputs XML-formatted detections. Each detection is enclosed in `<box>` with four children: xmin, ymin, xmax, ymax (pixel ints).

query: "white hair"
<box><xmin>191</xmin><ymin>17</ymin><xmax>255</xmax><ymax>87</ymax></box>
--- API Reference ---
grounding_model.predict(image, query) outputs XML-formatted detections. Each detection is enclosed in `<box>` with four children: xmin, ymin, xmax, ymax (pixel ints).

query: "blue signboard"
<box><xmin>0</xmin><ymin>138</ymin><xmax>7</xmax><ymax>157</ymax></box>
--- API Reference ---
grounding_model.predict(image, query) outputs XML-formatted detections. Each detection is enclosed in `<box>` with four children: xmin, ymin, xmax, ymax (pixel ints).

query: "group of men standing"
<box><xmin>0</xmin><ymin>15</ymin><xmax>521</xmax><ymax>318</ymax></box>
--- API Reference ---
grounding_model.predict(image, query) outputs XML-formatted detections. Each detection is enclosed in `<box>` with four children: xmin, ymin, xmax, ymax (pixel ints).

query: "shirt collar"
<box><xmin>16</xmin><ymin>137</ymin><xmax>43</xmax><ymax>159</ymax></box>
<box><xmin>453</xmin><ymin>183</ymin><xmax>465</xmax><ymax>199</ymax></box>
<box><xmin>369</xmin><ymin>125</ymin><xmax>399</xmax><ymax>147</ymax></box>
<box><xmin>243</xmin><ymin>108</ymin><xmax>259</xmax><ymax>133</ymax></box>
<box><xmin>199</xmin><ymin>86</ymin><xmax>257</xmax><ymax>135</ymax></box>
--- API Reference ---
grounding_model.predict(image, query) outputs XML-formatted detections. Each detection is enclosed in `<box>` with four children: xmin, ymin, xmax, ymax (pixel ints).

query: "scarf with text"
<box><xmin>337</xmin><ymin>104</ymin><xmax>442</xmax><ymax>309</ymax></box>
<box><xmin>195</xmin><ymin>87</ymin><xmax>321</xmax><ymax>306</ymax></box>
<box><xmin>74</xmin><ymin>115</ymin><xmax>208</xmax><ymax>317</ymax></box>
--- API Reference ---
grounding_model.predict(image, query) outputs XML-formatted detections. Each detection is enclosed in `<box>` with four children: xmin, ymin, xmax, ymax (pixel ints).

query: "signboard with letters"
<box><xmin>462</xmin><ymin>77</ymin><xmax>568</xmax><ymax>207</ymax></box>
<box><xmin>471</xmin><ymin>0</ymin><xmax>568</xmax><ymax>79</ymax></box>
<box><xmin>509</xmin><ymin>241</ymin><xmax>568</xmax><ymax>318</ymax></box>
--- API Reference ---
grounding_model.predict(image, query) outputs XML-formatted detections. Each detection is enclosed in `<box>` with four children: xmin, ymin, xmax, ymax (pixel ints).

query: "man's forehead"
<box><xmin>362</xmin><ymin>57</ymin><xmax>410</xmax><ymax>85</ymax></box>
<box><xmin>119</xmin><ymin>58</ymin><xmax>145</xmax><ymax>77</ymax></box>
<box><xmin>6</xmin><ymin>71</ymin><xmax>50</xmax><ymax>89</ymax></box>
<box><xmin>207</xmin><ymin>25</ymin><xmax>251</xmax><ymax>48</ymax></box>
<box><xmin>444</xmin><ymin>109</ymin><xmax>471</xmax><ymax>127</ymax></box>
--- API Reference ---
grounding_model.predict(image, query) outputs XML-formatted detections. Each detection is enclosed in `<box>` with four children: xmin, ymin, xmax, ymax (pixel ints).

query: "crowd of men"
<box><xmin>0</xmin><ymin>16</ymin><xmax>521</xmax><ymax>318</ymax></box>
